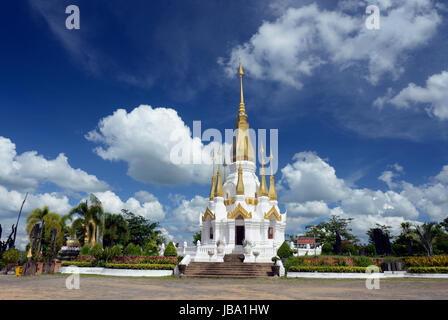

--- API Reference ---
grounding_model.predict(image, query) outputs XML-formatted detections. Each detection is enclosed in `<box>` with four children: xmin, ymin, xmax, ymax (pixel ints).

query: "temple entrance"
<box><xmin>235</xmin><ymin>226</ymin><xmax>245</xmax><ymax>245</ymax></box>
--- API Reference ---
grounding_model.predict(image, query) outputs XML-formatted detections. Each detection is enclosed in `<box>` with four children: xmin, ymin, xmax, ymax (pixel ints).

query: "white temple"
<box><xmin>193</xmin><ymin>62</ymin><xmax>287</xmax><ymax>263</ymax></box>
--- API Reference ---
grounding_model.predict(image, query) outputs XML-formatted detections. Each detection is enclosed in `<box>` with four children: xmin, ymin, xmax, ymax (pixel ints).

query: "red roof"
<box><xmin>297</xmin><ymin>238</ymin><xmax>315</xmax><ymax>244</ymax></box>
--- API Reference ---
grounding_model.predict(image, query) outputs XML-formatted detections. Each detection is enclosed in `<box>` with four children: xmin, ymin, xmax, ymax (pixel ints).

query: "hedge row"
<box><xmin>288</xmin><ymin>266</ymin><xmax>379</xmax><ymax>273</ymax></box>
<box><xmin>139</xmin><ymin>258</ymin><xmax>177</xmax><ymax>265</ymax></box>
<box><xmin>404</xmin><ymin>256</ymin><xmax>448</xmax><ymax>267</ymax></box>
<box><xmin>104</xmin><ymin>263</ymin><xmax>175</xmax><ymax>270</ymax></box>
<box><xmin>61</xmin><ymin>261</ymin><xmax>93</xmax><ymax>267</ymax></box>
<box><xmin>407</xmin><ymin>267</ymin><xmax>448</xmax><ymax>274</ymax></box>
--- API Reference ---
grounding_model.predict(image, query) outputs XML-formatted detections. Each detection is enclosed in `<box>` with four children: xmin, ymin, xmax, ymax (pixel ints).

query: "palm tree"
<box><xmin>103</xmin><ymin>213</ymin><xmax>129</xmax><ymax>247</ymax></box>
<box><xmin>68</xmin><ymin>201</ymin><xmax>104</xmax><ymax>248</ymax></box>
<box><xmin>26</xmin><ymin>206</ymin><xmax>60</xmax><ymax>255</ymax></box>
<box><xmin>400</xmin><ymin>222</ymin><xmax>414</xmax><ymax>256</ymax></box>
<box><xmin>413</xmin><ymin>222</ymin><xmax>438</xmax><ymax>257</ymax></box>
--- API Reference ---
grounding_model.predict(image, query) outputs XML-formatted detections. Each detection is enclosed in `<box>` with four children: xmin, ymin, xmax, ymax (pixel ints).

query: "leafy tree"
<box><xmin>164</xmin><ymin>242</ymin><xmax>178</xmax><ymax>257</ymax></box>
<box><xmin>440</xmin><ymin>216</ymin><xmax>448</xmax><ymax>233</ymax></box>
<box><xmin>321</xmin><ymin>243</ymin><xmax>332</xmax><ymax>255</ymax></box>
<box><xmin>103</xmin><ymin>213</ymin><xmax>129</xmax><ymax>247</ymax></box>
<box><xmin>192</xmin><ymin>231</ymin><xmax>201</xmax><ymax>244</ymax></box>
<box><xmin>2</xmin><ymin>248</ymin><xmax>20</xmax><ymax>265</ymax></box>
<box><xmin>367</xmin><ymin>223</ymin><xmax>393</xmax><ymax>243</ymax></box>
<box><xmin>305</xmin><ymin>215</ymin><xmax>357</xmax><ymax>245</ymax></box>
<box><xmin>122</xmin><ymin>210</ymin><xmax>164</xmax><ymax>248</ymax></box>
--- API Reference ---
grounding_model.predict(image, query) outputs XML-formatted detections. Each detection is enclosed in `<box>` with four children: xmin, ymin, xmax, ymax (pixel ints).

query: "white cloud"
<box><xmin>0</xmin><ymin>185</ymin><xmax>72</xmax><ymax>250</ymax></box>
<box><xmin>220</xmin><ymin>0</ymin><xmax>441</xmax><ymax>87</ymax></box>
<box><xmin>385</xmin><ymin>70</ymin><xmax>448</xmax><ymax>120</ymax></box>
<box><xmin>170</xmin><ymin>195</ymin><xmax>208</xmax><ymax>233</ymax></box>
<box><xmin>379</xmin><ymin>170</ymin><xmax>397</xmax><ymax>189</ymax></box>
<box><xmin>0</xmin><ymin>136</ymin><xmax>109</xmax><ymax>193</ymax></box>
<box><xmin>86</xmin><ymin>105</ymin><xmax>216</xmax><ymax>186</ymax></box>
<box><xmin>280</xmin><ymin>152</ymin><xmax>349</xmax><ymax>202</ymax></box>
<box><xmin>94</xmin><ymin>191</ymin><xmax>165</xmax><ymax>221</ymax></box>
<box><xmin>279</xmin><ymin>151</ymin><xmax>422</xmax><ymax>241</ymax></box>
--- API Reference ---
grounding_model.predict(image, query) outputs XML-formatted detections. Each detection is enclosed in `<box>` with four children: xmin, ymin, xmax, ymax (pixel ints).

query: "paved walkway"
<box><xmin>1</xmin><ymin>275</ymin><xmax>448</xmax><ymax>299</ymax></box>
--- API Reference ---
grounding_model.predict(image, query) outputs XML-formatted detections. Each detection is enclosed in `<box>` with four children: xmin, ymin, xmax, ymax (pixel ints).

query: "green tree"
<box><xmin>305</xmin><ymin>215</ymin><xmax>357</xmax><ymax>245</ymax></box>
<box><xmin>367</xmin><ymin>223</ymin><xmax>393</xmax><ymax>244</ymax></box>
<box><xmin>26</xmin><ymin>206</ymin><xmax>63</xmax><ymax>256</ymax></box>
<box><xmin>413</xmin><ymin>222</ymin><xmax>439</xmax><ymax>256</ymax></box>
<box><xmin>68</xmin><ymin>200</ymin><xmax>104</xmax><ymax>248</ymax></box>
<box><xmin>164</xmin><ymin>242</ymin><xmax>178</xmax><ymax>257</ymax></box>
<box><xmin>103</xmin><ymin>213</ymin><xmax>129</xmax><ymax>247</ymax></box>
<box><xmin>192</xmin><ymin>231</ymin><xmax>201</xmax><ymax>244</ymax></box>
<box><xmin>277</xmin><ymin>241</ymin><xmax>293</xmax><ymax>259</ymax></box>
<box><xmin>122</xmin><ymin>210</ymin><xmax>164</xmax><ymax>248</ymax></box>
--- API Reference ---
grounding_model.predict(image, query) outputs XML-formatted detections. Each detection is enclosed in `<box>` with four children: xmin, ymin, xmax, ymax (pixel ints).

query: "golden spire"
<box><xmin>215</xmin><ymin>148</ymin><xmax>224</xmax><ymax>197</ymax></box>
<box><xmin>258</xmin><ymin>145</ymin><xmax>269</xmax><ymax>197</ymax></box>
<box><xmin>209</xmin><ymin>152</ymin><xmax>216</xmax><ymax>200</ymax></box>
<box><xmin>236</xmin><ymin>164</ymin><xmax>245</xmax><ymax>195</ymax></box>
<box><xmin>238</xmin><ymin>58</ymin><xmax>246</xmax><ymax>118</ymax></box>
<box><xmin>232</xmin><ymin>59</ymin><xmax>255</xmax><ymax>162</ymax></box>
<box><xmin>268</xmin><ymin>151</ymin><xmax>277</xmax><ymax>200</ymax></box>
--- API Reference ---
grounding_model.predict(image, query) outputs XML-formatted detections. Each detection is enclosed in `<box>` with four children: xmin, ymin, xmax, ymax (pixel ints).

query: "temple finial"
<box><xmin>238</xmin><ymin>59</ymin><xmax>246</xmax><ymax>117</ymax></box>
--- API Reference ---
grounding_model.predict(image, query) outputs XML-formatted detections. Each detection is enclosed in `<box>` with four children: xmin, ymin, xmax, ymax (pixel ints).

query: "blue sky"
<box><xmin>2</xmin><ymin>0</ymin><xmax>448</xmax><ymax>247</ymax></box>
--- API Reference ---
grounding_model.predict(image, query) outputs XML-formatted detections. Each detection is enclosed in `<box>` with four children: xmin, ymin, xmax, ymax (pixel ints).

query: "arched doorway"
<box><xmin>235</xmin><ymin>214</ymin><xmax>245</xmax><ymax>245</ymax></box>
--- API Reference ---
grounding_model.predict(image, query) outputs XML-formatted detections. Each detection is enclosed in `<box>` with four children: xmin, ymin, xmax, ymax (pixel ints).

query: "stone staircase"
<box><xmin>182</xmin><ymin>254</ymin><xmax>275</xmax><ymax>278</ymax></box>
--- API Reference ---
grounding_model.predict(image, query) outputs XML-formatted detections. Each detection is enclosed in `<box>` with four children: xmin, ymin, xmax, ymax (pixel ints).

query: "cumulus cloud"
<box><xmin>0</xmin><ymin>136</ymin><xmax>109</xmax><ymax>193</ymax></box>
<box><xmin>279</xmin><ymin>152</ymin><xmax>424</xmax><ymax>241</ymax></box>
<box><xmin>86</xmin><ymin>105</ymin><xmax>217</xmax><ymax>186</ymax></box>
<box><xmin>220</xmin><ymin>0</ymin><xmax>441</xmax><ymax>87</ymax></box>
<box><xmin>170</xmin><ymin>195</ymin><xmax>208</xmax><ymax>233</ymax></box>
<box><xmin>94</xmin><ymin>191</ymin><xmax>165</xmax><ymax>221</ymax></box>
<box><xmin>0</xmin><ymin>185</ymin><xmax>72</xmax><ymax>250</ymax></box>
<box><xmin>382</xmin><ymin>70</ymin><xmax>448</xmax><ymax>120</ymax></box>
<box><xmin>280</xmin><ymin>152</ymin><xmax>349</xmax><ymax>202</ymax></box>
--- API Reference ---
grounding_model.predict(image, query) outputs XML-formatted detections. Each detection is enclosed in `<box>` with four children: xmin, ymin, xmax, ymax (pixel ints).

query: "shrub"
<box><xmin>143</xmin><ymin>242</ymin><xmax>159</xmax><ymax>256</ymax></box>
<box><xmin>404</xmin><ymin>255</ymin><xmax>448</xmax><ymax>267</ymax></box>
<box><xmin>337</xmin><ymin>258</ymin><xmax>347</xmax><ymax>266</ymax></box>
<box><xmin>321</xmin><ymin>243</ymin><xmax>332</xmax><ymax>255</ymax></box>
<box><xmin>177</xmin><ymin>255</ymin><xmax>184</xmax><ymax>264</ymax></box>
<box><xmin>124</xmin><ymin>243</ymin><xmax>143</xmax><ymax>256</ymax></box>
<box><xmin>80</xmin><ymin>244</ymin><xmax>90</xmax><ymax>255</ymax></box>
<box><xmin>61</xmin><ymin>261</ymin><xmax>93</xmax><ymax>267</ymax></box>
<box><xmin>343</xmin><ymin>244</ymin><xmax>358</xmax><ymax>256</ymax></box>
<box><xmin>2</xmin><ymin>248</ymin><xmax>21</xmax><ymax>265</ymax></box>
<box><xmin>140</xmin><ymin>258</ymin><xmax>178</xmax><ymax>265</ymax></box>
<box><xmin>110</xmin><ymin>244</ymin><xmax>123</xmax><ymax>257</ymax></box>
<box><xmin>277</xmin><ymin>241</ymin><xmax>293</xmax><ymax>259</ymax></box>
<box><xmin>105</xmin><ymin>263</ymin><xmax>175</xmax><ymax>270</ymax></box>
<box><xmin>407</xmin><ymin>267</ymin><xmax>448</xmax><ymax>274</ymax></box>
<box><xmin>164</xmin><ymin>242</ymin><xmax>178</xmax><ymax>257</ymax></box>
<box><xmin>288</xmin><ymin>266</ymin><xmax>376</xmax><ymax>273</ymax></box>
<box><xmin>353</xmin><ymin>256</ymin><xmax>374</xmax><ymax>267</ymax></box>
<box><xmin>0</xmin><ymin>260</ymin><xmax>5</xmax><ymax>270</ymax></box>
<box><xmin>102</xmin><ymin>247</ymin><xmax>115</xmax><ymax>262</ymax></box>
<box><xmin>90</xmin><ymin>244</ymin><xmax>103</xmax><ymax>261</ymax></box>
